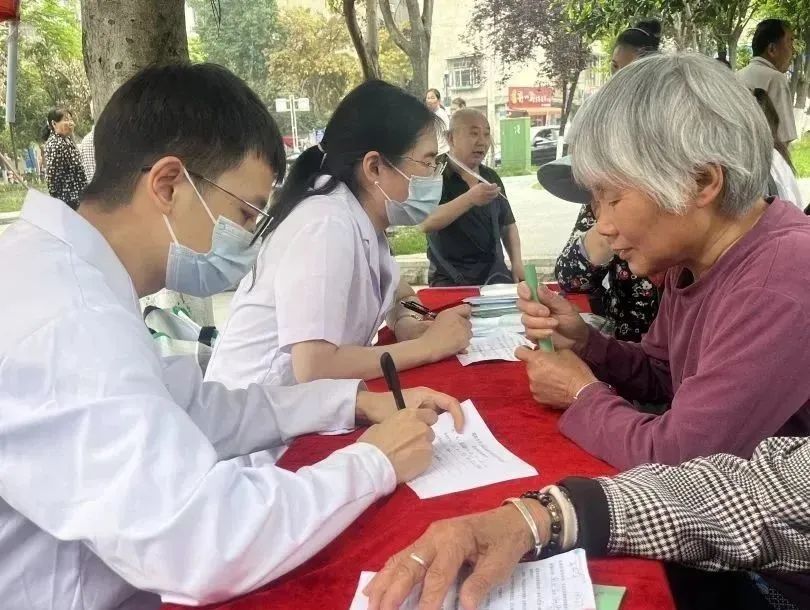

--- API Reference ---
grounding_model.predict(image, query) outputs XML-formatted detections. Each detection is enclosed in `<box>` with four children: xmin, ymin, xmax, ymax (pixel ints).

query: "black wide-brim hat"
<box><xmin>536</xmin><ymin>156</ymin><xmax>591</xmax><ymax>204</ymax></box>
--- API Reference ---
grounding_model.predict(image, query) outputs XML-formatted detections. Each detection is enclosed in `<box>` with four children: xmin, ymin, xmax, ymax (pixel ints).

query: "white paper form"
<box><xmin>349</xmin><ymin>549</ymin><xmax>597</xmax><ymax>610</ymax></box>
<box><xmin>458</xmin><ymin>331</ymin><xmax>534</xmax><ymax>366</ymax></box>
<box><xmin>407</xmin><ymin>400</ymin><xmax>537</xmax><ymax>499</ymax></box>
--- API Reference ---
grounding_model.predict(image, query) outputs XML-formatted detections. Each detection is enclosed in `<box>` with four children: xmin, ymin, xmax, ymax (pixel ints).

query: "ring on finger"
<box><xmin>409</xmin><ymin>552</ymin><xmax>428</xmax><ymax>569</ymax></box>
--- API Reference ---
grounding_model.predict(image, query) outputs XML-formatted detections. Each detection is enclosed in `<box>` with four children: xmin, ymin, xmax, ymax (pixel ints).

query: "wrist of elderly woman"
<box><xmin>500</xmin><ymin>499</ymin><xmax>552</xmax><ymax>557</ymax></box>
<box><xmin>503</xmin><ymin>486</ymin><xmax>582</xmax><ymax>560</ymax></box>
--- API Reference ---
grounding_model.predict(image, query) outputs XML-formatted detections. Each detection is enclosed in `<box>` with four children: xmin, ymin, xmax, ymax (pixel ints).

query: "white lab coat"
<box><xmin>0</xmin><ymin>191</ymin><xmax>396</xmax><ymax>609</ymax></box>
<box><xmin>207</xmin><ymin>178</ymin><xmax>399</xmax><ymax>390</ymax></box>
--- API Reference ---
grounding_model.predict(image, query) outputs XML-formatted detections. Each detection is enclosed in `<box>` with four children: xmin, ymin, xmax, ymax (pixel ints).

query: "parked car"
<box><xmin>531</xmin><ymin>137</ymin><xmax>558</xmax><ymax>166</ymax></box>
<box><xmin>532</xmin><ymin>126</ymin><xmax>560</xmax><ymax>147</ymax></box>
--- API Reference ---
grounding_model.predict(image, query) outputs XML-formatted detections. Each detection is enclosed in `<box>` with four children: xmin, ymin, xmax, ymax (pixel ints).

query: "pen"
<box><xmin>447</xmin><ymin>153</ymin><xmax>510</xmax><ymax>205</ymax></box>
<box><xmin>400</xmin><ymin>299</ymin><xmax>438</xmax><ymax>320</ymax></box>
<box><xmin>380</xmin><ymin>352</ymin><xmax>407</xmax><ymax>410</ymax></box>
<box><xmin>524</xmin><ymin>264</ymin><xmax>555</xmax><ymax>353</ymax></box>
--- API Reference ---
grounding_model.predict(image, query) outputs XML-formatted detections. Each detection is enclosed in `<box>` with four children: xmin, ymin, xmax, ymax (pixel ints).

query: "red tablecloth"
<box><xmin>165</xmin><ymin>287</ymin><xmax>675</xmax><ymax>610</ymax></box>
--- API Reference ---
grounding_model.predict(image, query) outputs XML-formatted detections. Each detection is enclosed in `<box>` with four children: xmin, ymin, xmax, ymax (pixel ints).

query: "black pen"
<box><xmin>400</xmin><ymin>299</ymin><xmax>437</xmax><ymax>320</ymax></box>
<box><xmin>380</xmin><ymin>352</ymin><xmax>407</xmax><ymax>410</ymax></box>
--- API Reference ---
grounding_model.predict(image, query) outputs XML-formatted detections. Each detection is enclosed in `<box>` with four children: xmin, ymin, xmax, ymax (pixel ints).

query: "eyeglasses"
<box><xmin>402</xmin><ymin>156</ymin><xmax>447</xmax><ymax>177</ymax></box>
<box><xmin>140</xmin><ymin>166</ymin><xmax>271</xmax><ymax>219</ymax></box>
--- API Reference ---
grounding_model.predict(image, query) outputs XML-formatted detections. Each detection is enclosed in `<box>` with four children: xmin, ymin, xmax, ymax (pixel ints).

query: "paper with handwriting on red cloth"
<box><xmin>406</xmin><ymin>400</ymin><xmax>537</xmax><ymax>499</ymax></box>
<box><xmin>349</xmin><ymin>549</ymin><xmax>597</xmax><ymax>610</ymax></box>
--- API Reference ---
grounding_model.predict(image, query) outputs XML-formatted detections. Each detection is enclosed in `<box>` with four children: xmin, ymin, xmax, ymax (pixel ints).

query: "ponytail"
<box><xmin>254</xmin><ymin>80</ymin><xmax>434</xmax><ymax>244</ymax></box>
<box><xmin>40</xmin><ymin>120</ymin><xmax>54</xmax><ymax>142</ymax></box>
<box><xmin>252</xmin><ymin>145</ymin><xmax>339</xmax><ymax>242</ymax></box>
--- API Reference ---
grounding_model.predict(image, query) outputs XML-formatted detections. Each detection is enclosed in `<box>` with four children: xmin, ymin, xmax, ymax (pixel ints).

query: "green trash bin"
<box><xmin>499</xmin><ymin>117</ymin><xmax>531</xmax><ymax>174</ymax></box>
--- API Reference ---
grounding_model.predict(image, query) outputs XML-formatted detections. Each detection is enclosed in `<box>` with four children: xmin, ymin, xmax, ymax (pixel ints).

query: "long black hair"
<box><xmin>615</xmin><ymin>19</ymin><xmax>662</xmax><ymax>55</ymax></box>
<box><xmin>254</xmin><ymin>80</ymin><xmax>435</xmax><ymax>242</ymax></box>
<box><xmin>41</xmin><ymin>107</ymin><xmax>71</xmax><ymax>142</ymax></box>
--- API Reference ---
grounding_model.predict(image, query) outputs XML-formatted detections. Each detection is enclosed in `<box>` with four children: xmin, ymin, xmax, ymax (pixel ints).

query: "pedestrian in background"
<box><xmin>738</xmin><ymin>19</ymin><xmax>797</xmax><ymax>146</ymax></box>
<box><xmin>425</xmin><ymin>88</ymin><xmax>450</xmax><ymax>155</ymax></box>
<box><xmin>41</xmin><ymin>107</ymin><xmax>87</xmax><ymax>210</ymax></box>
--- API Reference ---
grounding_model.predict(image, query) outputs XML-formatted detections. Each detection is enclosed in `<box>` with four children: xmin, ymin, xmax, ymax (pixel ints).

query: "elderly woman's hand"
<box><xmin>515</xmin><ymin>347</ymin><xmax>598</xmax><ymax>408</ymax></box>
<box><xmin>363</xmin><ymin>502</ymin><xmax>550</xmax><ymax>610</ymax></box>
<box><xmin>517</xmin><ymin>282</ymin><xmax>590</xmax><ymax>352</ymax></box>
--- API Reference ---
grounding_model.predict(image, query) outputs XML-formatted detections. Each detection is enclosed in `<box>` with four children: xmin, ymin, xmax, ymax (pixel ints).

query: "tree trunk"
<box><xmin>790</xmin><ymin>54</ymin><xmax>802</xmax><ymax>101</ymax></box>
<box><xmin>726</xmin><ymin>35</ymin><xmax>738</xmax><ymax>73</ymax></box>
<box><xmin>343</xmin><ymin>0</ymin><xmax>380</xmax><ymax>80</ymax></box>
<box><xmin>798</xmin><ymin>30</ymin><xmax>810</xmax><ymax>110</ymax></box>
<box><xmin>559</xmin><ymin>71</ymin><xmax>579</xmax><ymax>137</ymax></box>
<box><xmin>378</xmin><ymin>0</ymin><xmax>432</xmax><ymax>96</ymax></box>
<box><xmin>407</xmin><ymin>43</ymin><xmax>429</xmax><ymax>97</ymax></box>
<box><xmin>81</xmin><ymin>0</ymin><xmax>188</xmax><ymax>114</ymax></box>
<box><xmin>365</xmin><ymin>0</ymin><xmax>380</xmax><ymax>77</ymax></box>
<box><xmin>82</xmin><ymin>0</ymin><xmax>214</xmax><ymax>327</ymax></box>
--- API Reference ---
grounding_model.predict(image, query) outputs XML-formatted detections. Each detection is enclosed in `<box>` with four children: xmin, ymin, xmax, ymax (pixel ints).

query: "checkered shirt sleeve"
<box><xmin>599</xmin><ymin>437</ymin><xmax>810</xmax><ymax>571</ymax></box>
<box><xmin>79</xmin><ymin>129</ymin><xmax>95</xmax><ymax>182</ymax></box>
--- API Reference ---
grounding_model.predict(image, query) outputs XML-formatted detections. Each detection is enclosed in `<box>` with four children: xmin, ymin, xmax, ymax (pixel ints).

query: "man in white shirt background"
<box><xmin>738</xmin><ymin>19</ymin><xmax>797</xmax><ymax>146</ymax></box>
<box><xmin>0</xmin><ymin>62</ymin><xmax>463</xmax><ymax>609</ymax></box>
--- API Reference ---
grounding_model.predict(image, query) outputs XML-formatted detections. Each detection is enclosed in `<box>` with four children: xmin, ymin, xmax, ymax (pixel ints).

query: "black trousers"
<box><xmin>666</xmin><ymin>565</ymin><xmax>778</xmax><ymax>610</ymax></box>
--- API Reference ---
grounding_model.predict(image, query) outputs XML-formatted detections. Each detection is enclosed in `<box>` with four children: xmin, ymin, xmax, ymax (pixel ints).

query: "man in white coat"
<box><xmin>0</xmin><ymin>63</ymin><xmax>462</xmax><ymax>609</ymax></box>
<box><xmin>738</xmin><ymin>19</ymin><xmax>797</xmax><ymax>146</ymax></box>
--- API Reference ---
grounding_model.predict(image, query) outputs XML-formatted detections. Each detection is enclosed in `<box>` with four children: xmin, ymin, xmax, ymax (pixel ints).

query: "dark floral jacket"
<box><xmin>555</xmin><ymin>205</ymin><xmax>660</xmax><ymax>342</ymax></box>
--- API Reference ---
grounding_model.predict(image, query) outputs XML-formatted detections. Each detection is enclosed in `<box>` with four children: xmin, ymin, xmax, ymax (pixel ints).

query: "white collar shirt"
<box><xmin>206</xmin><ymin>179</ymin><xmax>399</xmax><ymax>389</ymax></box>
<box><xmin>0</xmin><ymin>190</ymin><xmax>394</xmax><ymax>609</ymax></box>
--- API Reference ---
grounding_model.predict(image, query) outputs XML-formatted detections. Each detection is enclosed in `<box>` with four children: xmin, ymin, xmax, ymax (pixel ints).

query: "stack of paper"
<box><xmin>471</xmin><ymin>314</ymin><xmax>524</xmax><ymax>337</ymax></box>
<box><xmin>479</xmin><ymin>283</ymin><xmax>519</xmax><ymax>298</ymax></box>
<box><xmin>457</xmin><ymin>331</ymin><xmax>533</xmax><ymax>366</ymax></box>
<box><xmin>349</xmin><ymin>549</ymin><xmax>598</xmax><ymax>610</ymax></box>
<box><xmin>406</xmin><ymin>400</ymin><xmax>537</xmax><ymax>499</ymax></box>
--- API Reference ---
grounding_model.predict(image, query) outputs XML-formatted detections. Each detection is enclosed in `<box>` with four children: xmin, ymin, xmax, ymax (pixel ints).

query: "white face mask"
<box><xmin>375</xmin><ymin>164</ymin><xmax>443</xmax><ymax>226</ymax></box>
<box><xmin>163</xmin><ymin>167</ymin><xmax>261</xmax><ymax>297</ymax></box>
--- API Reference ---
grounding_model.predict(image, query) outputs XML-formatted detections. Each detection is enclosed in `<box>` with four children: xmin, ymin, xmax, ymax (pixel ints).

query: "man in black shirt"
<box><xmin>421</xmin><ymin>109</ymin><xmax>524</xmax><ymax>286</ymax></box>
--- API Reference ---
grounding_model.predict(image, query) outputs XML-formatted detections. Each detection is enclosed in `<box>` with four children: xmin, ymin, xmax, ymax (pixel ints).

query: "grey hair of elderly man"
<box><xmin>568</xmin><ymin>52</ymin><xmax>773</xmax><ymax>216</ymax></box>
<box><xmin>448</xmin><ymin>108</ymin><xmax>489</xmax><ymax>133</ymax></box>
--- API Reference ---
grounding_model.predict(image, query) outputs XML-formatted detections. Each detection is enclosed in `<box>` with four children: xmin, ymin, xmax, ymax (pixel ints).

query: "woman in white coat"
<box><xmin>207</xmin><ymin>81</ymin><xmax>472</xmax><ymax>391</ymax></box>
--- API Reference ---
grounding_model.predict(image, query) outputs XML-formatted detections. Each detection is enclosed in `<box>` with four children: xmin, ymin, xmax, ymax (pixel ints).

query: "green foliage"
<box><xmin>736</xmin><ymin>45</ymin><xmax>752</xmax><ymax>69</ymax></box>
<box><xmin>790</xmin><ymin>134</ymin><xmax>810</xmax><ymax>178</ymax></box>
<box><xmin>0</xmin><ymin>181</ymin><xmax>46</xmax><ymax>213</ymax></box>
<box><xmin>379</xmin><ymin>29</ymin><xmax>412</xmax><ymax>87</ymax></box>
<box><xmin>498</xmin><ymin>165</ymin><xmax>542</xmax><ymax>178</ymax></box>
<box><xmin>389</xmin><ymin>227</ymin><xmax>427</xmax><ymax>256</ymax></box>
<box><xmin>0</xmin><ymin>0</ymin><xmax>90</xmax><ymax>160</ymax></box>
<box><xmin>267</xmin><ymin>8</ymin><xmax>362</xmax><ymax>132</ymax></box>
<box><xmin>188</xmin><ymin>0</ymin><xmax>283</xmax><ymax>103</ymax></box>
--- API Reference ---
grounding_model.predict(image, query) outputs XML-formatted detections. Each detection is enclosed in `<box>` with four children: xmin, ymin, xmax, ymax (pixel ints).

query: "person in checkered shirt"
<box><xmin>367</xmin><ymin>436</ymin><xmax>809</xmax><ymax>610</ymax></box>
<box><xmin>79</xmin><ymin>125</ymin><xmax>95</xmax><ymax>182</ymax></box>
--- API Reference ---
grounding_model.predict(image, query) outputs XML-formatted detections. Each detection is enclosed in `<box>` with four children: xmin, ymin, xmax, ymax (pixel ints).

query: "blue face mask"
<box><xmin>163</xmin><ymin>167</ymin><xmax>261</xmax><ymax>297</ymax></box>
<box><xmin>376</xmin><ymin>164</ymin><xmax>443</xmax><ymax>226</ymax></box>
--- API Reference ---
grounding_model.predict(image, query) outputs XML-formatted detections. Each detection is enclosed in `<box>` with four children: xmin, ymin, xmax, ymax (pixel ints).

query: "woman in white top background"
<box><xmin>425</xmin><ymin>88</ymin><xmax>451</xmax><ymax>155</ymax></box>
<box><xmin>206</xmin><ymin>80</ymin><xmax>472</xmax><ymax>390</ymax></box>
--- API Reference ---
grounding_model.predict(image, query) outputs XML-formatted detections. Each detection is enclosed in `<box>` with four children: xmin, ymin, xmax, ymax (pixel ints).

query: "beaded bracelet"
<box><xmin>520</xmin><ymin>490</ymin><xmax>564</xmax><ymax>560</ymax></box>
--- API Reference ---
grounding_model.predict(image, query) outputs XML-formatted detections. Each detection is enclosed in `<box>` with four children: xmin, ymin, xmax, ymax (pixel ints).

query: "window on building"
<box><xmin>448</xmin><ymin>56</ymin><xmax>482</xmax><ymax>90</ymax></box>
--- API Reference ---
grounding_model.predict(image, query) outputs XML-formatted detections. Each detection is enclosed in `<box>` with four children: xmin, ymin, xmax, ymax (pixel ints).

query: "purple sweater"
<box><xmin>560</xmin><ymin>198</ymin><xmax>810</xmax><ymax>470</ymax></box>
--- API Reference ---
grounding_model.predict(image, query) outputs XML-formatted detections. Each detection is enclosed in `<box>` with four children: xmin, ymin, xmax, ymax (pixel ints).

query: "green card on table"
<box><xmin>593</xmin><ymin>584</ymin><xmax>626</xmax><ymax>610</ymax></box>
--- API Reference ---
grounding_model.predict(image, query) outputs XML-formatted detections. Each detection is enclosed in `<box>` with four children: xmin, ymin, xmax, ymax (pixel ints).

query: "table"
<box><xmin>165</xmin><ymin>287</ymin><xmax>675</xmax><ymax>610</ymax></box>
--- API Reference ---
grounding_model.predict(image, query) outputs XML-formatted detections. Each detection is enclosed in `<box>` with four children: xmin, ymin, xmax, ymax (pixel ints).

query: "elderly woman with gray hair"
<box><xmin>362</xmin><ymin>53</ymin><xmax>810</xmax><ymax>610</ymax></box>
